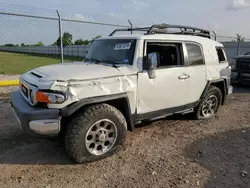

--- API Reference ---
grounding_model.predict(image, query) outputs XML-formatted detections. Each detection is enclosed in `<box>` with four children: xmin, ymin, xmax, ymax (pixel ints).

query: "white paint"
<box><xmin>137</xmin><ymin>67</ymin><xmax>189</xmax><ymax>113</ymax></box>
<box><xmin>19</xmin><ymin>32</ymin><xmax>232</xmax><ymax>119</ymax></box>
<box><xmin>32</xmin><ymin>62</ymin><xmax>137</xmax><ymax>81</ymax></box>
<box><xmin>47</xmin><ymin>74</ymin><xmax>137</xmax><ymax>112</ymax></box>
<box><xmin>186</xmin><ymin>65</ymin><xmax>207</xmax><ymax>104</ymax></box>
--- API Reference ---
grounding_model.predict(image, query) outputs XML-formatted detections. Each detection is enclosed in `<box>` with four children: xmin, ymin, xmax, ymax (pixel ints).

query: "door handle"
<box><xmin>178</xmin><ymin>74</ymin><xmax>190</xmax><ymax>80</ymax></box>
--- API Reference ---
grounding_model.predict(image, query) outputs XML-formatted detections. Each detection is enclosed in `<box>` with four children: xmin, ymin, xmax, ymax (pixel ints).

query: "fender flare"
<box><xmin>200</xmin><ymin>78</ymin><xmax>228</xmax><ymax>104</ymax></box>
<box><xmin>60</xmin><ymin>93</ymin><xmax>134</xmax><ymax>131</ymax></box>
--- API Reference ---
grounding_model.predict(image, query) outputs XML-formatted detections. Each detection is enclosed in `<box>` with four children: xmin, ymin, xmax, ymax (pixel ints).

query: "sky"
<box><xmin>0</xmin><ymin>0</ymin><xmax>250</xmax><ymax>45</ymax></box>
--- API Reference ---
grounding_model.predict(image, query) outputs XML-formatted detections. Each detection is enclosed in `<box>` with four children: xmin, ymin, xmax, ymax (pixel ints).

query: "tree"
<box><xmin>21</xmin><ymin>43</ymin><xmax>25</xmax><ymax>47</ymax></box>
<box><xmin>55</xmin><ymin>32</ymin><xmax>73</xmax><ymax>47</ymax></box>
<box><xmin>4</xmin><ymin>44</ymin><xmax>15</xmax><ymax>47</ymax></box>
<box><xmin>52</xmin><ymin>41</ymin><xmax>57</xmax><ymax>46</ymax></box>
<box><xmin>35</xmin><ymin>41</ymin><xmax>44</xmax><ymax>46</ymax></box>
<box><xmin>74</xmin><ymin>39</ymin><xmax>89</xmax><ymax>45</ymax></box>
<box><xmin>236</xmin><ymin>33</ymin><xmax>245</xmax><ymax>42</ymax></box>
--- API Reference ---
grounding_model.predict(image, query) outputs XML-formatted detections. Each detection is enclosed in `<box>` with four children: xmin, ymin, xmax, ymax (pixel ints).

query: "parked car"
<box><xmin>10</xmin><ymin>24</ymin><xmax>233</xmax><ymax>164</ymax></box>
<box><xmin>231</xmin><ymin>51</ymin><xmax>250</xmax><ymax>84</ymax></box>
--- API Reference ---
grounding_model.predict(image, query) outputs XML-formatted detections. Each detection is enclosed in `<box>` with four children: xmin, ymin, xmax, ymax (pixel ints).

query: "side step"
<box><xmin>135</xmin><ymin>108</ymin><xmax>194</xmax><ymax>125</ymax></box>
<box><xmin>179</xmin><ymin>108</ymin><xmax>194</xmax><ymax>115</ymax></box>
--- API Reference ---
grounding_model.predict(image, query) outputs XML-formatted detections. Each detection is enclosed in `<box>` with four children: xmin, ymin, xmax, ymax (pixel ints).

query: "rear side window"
<box><xmin>186</xmin><ymin>43</ymin><xmax>204</xmax><ymax>65</ymax></box>
<box><xmin>216</xmin><ymin>47</ymin><xmax>226</xmax><ymax>63</ymax></box>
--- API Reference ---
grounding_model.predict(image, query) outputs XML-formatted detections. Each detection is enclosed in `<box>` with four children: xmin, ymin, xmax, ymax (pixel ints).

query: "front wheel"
<box><xmin>195</xmin><ymin>86</ymin><xmax>222</xmax><ymax>120</ymax></box>
<box><xmin>65</xmin><ymin>103</ymin><xmax>127</xmax><ymax>164</ymax></box>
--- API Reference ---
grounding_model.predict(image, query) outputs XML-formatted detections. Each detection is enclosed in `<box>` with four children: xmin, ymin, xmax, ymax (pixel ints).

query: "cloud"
<box><xmin>73</xmin><ymin>14</ymin><xmax>95</xmax><ymax>22</ymax></box>
<box><xmin>106</xmin><ymin>12</ymin><xmax>125</xmax><ymax>19</ymax></box>
<box><xmin>132</xmin><ymin>0</ymin><xmax>149</xmax><ymax>8</ymax></box>
<box><xmin>227</xmin><ymin>0</ymin><xmax>250</xmax><ymax>10</ymax></box>
<box><xmin>63</xmin><ymin>13</ymin><xmax>95</xmax><ymax>21</ymax></box>
<box><xmin>122</xmin><ymin>0</ymin><xmax>149</xmax><ymax>11</ymax></box>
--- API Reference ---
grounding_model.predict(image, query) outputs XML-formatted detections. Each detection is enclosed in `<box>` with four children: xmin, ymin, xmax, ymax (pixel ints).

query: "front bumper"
<box><xmin>231</xmin><ymin>72</ymin><xmax>250</xmax><ymax>83</ymax></box>
<box><xmin>10</xmin><ymin>91</ymin><xmax>60</xmax><ymax>137</ymax></box>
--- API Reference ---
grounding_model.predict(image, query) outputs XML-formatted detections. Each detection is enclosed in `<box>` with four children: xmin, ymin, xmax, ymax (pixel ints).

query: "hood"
<box><xmin>25</xmin><ymin>61</ymin><xmax>137</xmax><ymax>82</ymax></box>
<box><xmin>236</xmin><ymin>55</ymin><xmax>250</xmax><ymax>59</ymax></box>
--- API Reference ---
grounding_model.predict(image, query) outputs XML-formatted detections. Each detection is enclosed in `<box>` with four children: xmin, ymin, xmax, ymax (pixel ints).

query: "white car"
<box><xmin>10</xmin><ymin>24</ymin><xmax>233</xmax><ymax>164</ymax></box>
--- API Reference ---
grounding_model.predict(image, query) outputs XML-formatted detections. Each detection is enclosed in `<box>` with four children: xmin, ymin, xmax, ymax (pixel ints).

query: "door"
<box><xmin>137</xmin><ymin>41</ymin><xmax>190</xmax><ymax>115</ymax></box>
<box><xmin>184</xmin><ymin>42</ymin><xmax>207</xmax><ymax>104</ymax></box>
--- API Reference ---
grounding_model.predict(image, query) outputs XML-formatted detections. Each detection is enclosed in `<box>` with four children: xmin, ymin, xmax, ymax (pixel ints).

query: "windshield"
<box><xmin>85</xmin><ymin>39</ymin><xmax>137</xmax><ymax>65</ymax></box>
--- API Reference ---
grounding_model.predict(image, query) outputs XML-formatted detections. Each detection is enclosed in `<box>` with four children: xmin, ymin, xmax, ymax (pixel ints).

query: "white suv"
<box><xmin>10</xmin><ymin>24</ymin><xmax>233</xmax><ymax>164</ymax></box>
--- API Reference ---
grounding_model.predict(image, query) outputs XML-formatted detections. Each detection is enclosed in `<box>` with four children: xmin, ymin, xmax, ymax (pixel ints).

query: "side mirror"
<box><xmin>147</xmin><ymin>52</ymin><xmax>159</xmax><ymax>79</ymax></box>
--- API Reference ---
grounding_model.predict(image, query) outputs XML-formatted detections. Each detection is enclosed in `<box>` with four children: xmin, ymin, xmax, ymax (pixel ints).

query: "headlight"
<box><xmin>36</xmin><ymin>91</ymin><xmax>66</xmax><ymax>104</ymax></box>
<box><xmin>231</xmin><ymin>59</ymin><xmax>236</xmax><ymax>70</ymax></box>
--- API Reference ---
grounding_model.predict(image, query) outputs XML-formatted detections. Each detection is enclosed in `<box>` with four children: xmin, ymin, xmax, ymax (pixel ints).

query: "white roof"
<box><xmin>98</xmin><ymin>34</ymin><xmax>223</xmax><ymax>47</ymax></box>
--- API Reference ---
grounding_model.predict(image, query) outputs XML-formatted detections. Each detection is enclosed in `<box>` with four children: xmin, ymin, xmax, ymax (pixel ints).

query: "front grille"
<box><xmin>20</xmin><ymin>83</ymin><xmax>29</xmax><ymax>98</ymax></box>
<box><xmin>237</xmin><ymin>59</ymin><xmax>250</xmax><ymax>73</ymax></box>
<box><xmin>19</xmin><ymin>79</ymin><xmax>39</xmax><ymax>106</ymax></box>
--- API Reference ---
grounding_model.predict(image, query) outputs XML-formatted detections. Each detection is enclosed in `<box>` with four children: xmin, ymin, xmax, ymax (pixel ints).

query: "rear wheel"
<box><xmin>65</xmin><ymin>103</ymin><xmax>127</xmax><ymax>164</ymax></box>
<box><xmin>195</xmin><ymin>86</ymin><xmax>222</xmax><ymax>120</ymax></box>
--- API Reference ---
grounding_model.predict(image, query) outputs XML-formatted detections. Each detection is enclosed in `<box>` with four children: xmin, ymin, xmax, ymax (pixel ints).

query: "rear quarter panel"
<box><xmin>203</xmin><ymin>43</ymin><xmax>231</xmax><ymax>81</ymax></box>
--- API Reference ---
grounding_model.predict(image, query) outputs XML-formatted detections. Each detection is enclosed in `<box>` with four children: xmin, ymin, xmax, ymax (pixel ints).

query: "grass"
<box><xmin>0</xmin><ymin>52</ymin><xmax>82</xmax><ymax>75</ymax></box>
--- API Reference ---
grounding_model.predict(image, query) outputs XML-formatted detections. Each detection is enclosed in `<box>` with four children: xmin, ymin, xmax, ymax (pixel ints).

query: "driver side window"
<box><xmin>146</xmin><ymin>42</ymin><xmax>183</xmax><ymax>68</ymax></box>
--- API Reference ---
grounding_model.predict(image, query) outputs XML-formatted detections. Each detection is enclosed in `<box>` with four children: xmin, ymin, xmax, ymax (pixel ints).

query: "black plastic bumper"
<box><xmin>231</xmin><ymin>72</ymin><xmax>250</xmax><ymax>83</ymax></box>
<box><xmin>10</xmin><ymin>91</ymin><xmax>59</xmax><ymax>136</ymax></box>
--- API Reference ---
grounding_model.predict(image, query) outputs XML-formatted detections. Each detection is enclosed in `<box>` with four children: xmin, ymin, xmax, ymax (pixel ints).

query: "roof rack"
<box><xmin>109</xmin><ymin>27</ymin><xmax>150</xmax><ymax>36</ymax></box>
<box><xmin>109</xmin><ymin>23</ymin><xmax>213</xmax><ymax>39</ymax></box>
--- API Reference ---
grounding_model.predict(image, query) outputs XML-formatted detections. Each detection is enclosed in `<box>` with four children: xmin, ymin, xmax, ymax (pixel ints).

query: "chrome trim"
<box><xmin>29</xmin><ymin>119</ymin><xmax>61</xmax><ymax>135</ymax></box>
<box><xmin>241</xmin><ymin>73</ymin><xmax>250</xmax><ymax>78</ymax></box>
<box><xmin>19</xmin><ymin>77</ymin><xmax>38</xmax><ymax>106</ymax></box>
<box><xmin>228</xmin><ymin>86</ymin><xmax>233</xmax><ymax>95</ymax></box>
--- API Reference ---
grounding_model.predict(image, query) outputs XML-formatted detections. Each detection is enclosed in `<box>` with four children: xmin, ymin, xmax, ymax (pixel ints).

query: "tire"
<box><xmin>65</xmin><ymin>103</ymin><xmax>127</xmax><ymax>164</ymax></box>
<box><xmin>195</xmin><ymin>86</ymin><xmax>222</xmax><ymax>120</ymax></box>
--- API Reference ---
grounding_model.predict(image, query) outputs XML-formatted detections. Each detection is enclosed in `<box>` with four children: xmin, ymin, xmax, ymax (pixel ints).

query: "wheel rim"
<box><xmin>201</xmin><ymin>95</ymin><xmax>218</xmax><ymax>117</ymax></box>
<box><xmin>85</xmin><ymin>119</ymin><xmax>117</xmax><ymax>156</ymax></box>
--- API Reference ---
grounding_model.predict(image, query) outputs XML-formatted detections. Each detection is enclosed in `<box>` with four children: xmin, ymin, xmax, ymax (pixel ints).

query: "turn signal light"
<box><xmin>36</xmin><ymin>91</ymin><xmax>66</xmax><ymax>104</ymax></box>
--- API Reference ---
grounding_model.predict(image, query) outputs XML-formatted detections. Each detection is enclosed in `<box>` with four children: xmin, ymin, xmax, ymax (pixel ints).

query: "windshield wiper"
<box><xmin>91</xmin><ymin>58</ymin><xmax>101</xmax><ymax>63</ymax></box>
<box><xmin>83</xmin><ymin>57</ymin><xmax>90</xmax><ymax>62</ymax></box>
<box><xmin>84</xmin><ymin>58</ymin><xmax>119</xmax><ymax>68</ymax></box>
<box><xmin>101</xmin><ymin>60</ymin><xmax>119</xmax><ymax>68</ymax></box>
<box><xmin>83</xmin><ymin>57</ymin><xmax>101</xmax><ymax>63</ymax></box>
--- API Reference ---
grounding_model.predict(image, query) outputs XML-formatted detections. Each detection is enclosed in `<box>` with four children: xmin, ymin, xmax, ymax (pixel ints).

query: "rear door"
<box><xmin>184</xmin><ymin>42</ymin><xmax>207</xmax><ymax>105</ymax></box>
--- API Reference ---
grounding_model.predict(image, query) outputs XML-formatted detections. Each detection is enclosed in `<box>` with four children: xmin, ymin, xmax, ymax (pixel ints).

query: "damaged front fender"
<box><xmin>47</xmin><ymin>75</ymin><xmax>137</xmax><ymax>113</ymax></box>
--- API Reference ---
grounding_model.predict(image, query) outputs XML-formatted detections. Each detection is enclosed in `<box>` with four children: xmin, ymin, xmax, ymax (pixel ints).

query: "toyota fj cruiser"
<box><xmin>10</xmin><ymin>24</ymin><xmax>233</xmax><ymax>164</ymax></box>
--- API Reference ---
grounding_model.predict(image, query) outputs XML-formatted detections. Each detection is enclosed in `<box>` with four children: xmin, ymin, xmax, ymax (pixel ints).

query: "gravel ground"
<box><xmin>0</xmin><ymin>86</ymin><xmax>19</xmax><ymax>95</ymax></box>
<box><xmin>0</xmin><ymin>86</ymin><xmax>250</xmax><ymax>188</ymax></box>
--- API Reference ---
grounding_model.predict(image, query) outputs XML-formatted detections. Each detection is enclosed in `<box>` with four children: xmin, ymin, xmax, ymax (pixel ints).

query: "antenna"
<box><xmin>212</xmin><ymin>30</ymin><xmax>217</xmax><ymax>41</ymax></box>
<box><xmin>128</xmin><ymin>20</ymin><xmax>133</xmax><ymax>34</ymax></box>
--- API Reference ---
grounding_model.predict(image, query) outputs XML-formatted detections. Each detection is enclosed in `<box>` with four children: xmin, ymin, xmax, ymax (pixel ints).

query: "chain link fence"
<box><xmin>0</xmin><ymin>5</ymin><xmax>128</xmax><ymax>91</ymax></box>
<box><xmin>215</xmin><ymin>36</ymin><xmax>250</xmax><ymax>62</ymax></box>
<box><xmin>0</xmin><ymin>4</ymin><xmax>250</xmax><ymax>92</ymax></box>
